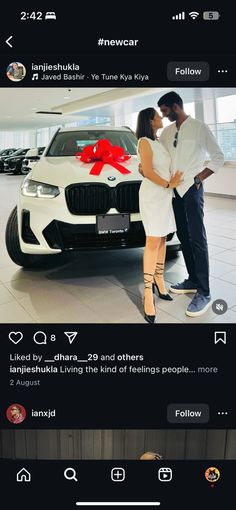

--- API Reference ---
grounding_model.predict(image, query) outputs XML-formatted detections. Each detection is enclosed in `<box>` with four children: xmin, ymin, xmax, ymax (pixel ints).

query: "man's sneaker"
<box><xmin>170</xmin><ymin>279</ymin><xmax>197</xmax><ymax>294</ymax></box>
<box><xmin>186</xmin><ymin>293</ymin><xmax>212</xmax><ymax>317</ymax></box>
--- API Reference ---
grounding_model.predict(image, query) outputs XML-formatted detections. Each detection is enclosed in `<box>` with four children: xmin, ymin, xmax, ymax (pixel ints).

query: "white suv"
<box><xmin>5</xmin><ymin>126</ymin><xmax>180</xmax><ymax>267</ymax></box>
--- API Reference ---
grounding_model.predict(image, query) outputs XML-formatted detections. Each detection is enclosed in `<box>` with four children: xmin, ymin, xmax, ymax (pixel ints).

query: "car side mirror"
<box><xmin>25</xmin><ymin>148</ymin><xmax>40</xmax><ymax>160</ymax></box>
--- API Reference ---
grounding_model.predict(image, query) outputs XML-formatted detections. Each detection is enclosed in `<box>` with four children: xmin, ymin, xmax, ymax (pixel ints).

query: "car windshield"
<box><xmin>46</xmin><ymin>130</ymin><xmax>138</xmax><ymax>157</ymax></box>
<box><xmin>0</xmin><ymin>149</ymin><xmax>15</xmax><ymax>156</ymax></box>
<box><xmin>10</xmin><ymin>149</ymin><xmax>29</xmax><ymax>157</ymax></box>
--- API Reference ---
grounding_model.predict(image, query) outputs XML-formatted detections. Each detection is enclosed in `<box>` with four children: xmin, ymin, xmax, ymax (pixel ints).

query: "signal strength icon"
<box><xmin>64</xmin><ymin>331</ymin><xmax>78</xmax><ymax>344</ymax></box>
<box><xmin>189</xmin><ymin>11</ymin><xmax>200</xmax><ymax>19</ymax></box>
<box><xmin>172</xmin><ymin>11</ymin><xmax>185</xmax><ymax>20</ymax></box>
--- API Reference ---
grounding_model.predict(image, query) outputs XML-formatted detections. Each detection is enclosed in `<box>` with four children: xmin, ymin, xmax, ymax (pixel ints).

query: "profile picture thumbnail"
<box><xmin>6</xmin><ymin>62</ymin><xmax>26</xmax><ymax>82</ymax></box>
<box><xmin>205</xmin><ymin>466</ymin><xmax>220</xmax><ymax>483</ymax></box>
<box><xmin>6</xmin><ymin>403</ymin><xmax>27</xmax><ymax>424</ymax></box>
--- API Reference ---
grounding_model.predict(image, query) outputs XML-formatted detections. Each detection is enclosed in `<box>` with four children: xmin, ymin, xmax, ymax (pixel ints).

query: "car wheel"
<box><xmin>13</xmin><ymin>162</ymin><xmax>21</xmax><ymax>175</ymax></box>
<box><xmin>5</xmin><ymin>207</ymin><xmax>42</xmax><ymax>268</ymax></box>
<box><xmin>17</xmin><ymin>161</ymin><xmax>24</xmax><ymax>175</ymax></box>
<box><xmin>0</xmin><ymin>162</ymin><xmax>4</xmax><ymax>173</ymax></box>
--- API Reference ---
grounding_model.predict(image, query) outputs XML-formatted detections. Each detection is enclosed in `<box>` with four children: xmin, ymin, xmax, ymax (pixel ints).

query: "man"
<box><xmin>157</xmin><ymin>91</ymin><xmax>224</xmax><ymax>317</ymax></box>
<box><xmin>139</xmin><ymin>451</ymin><xmax>163</xmax><ymax>460</ymax></box>
<box><xmin>7</xmin><ymin>62</ymin><xmax>22</xmax><ymax>81</ymax></box>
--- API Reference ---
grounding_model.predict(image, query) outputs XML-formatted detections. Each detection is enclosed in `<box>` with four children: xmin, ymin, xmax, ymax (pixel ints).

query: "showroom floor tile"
<box><xmin>210</xmin><ymin>309</ymin><xmax>236</xmax><ymax>323</ymax></box>
<box><xmin>0</xmin><ymin>173</ymin><xmax>235</xmax><ymax>324</ymax></box>
<box><xmin>209</xmin><ymin>277</ymin><xmax>236</xmax><ymax>308</ymax></box>
<box><xmin>218</xmin><ymin>269</ymin><xmax>236</xmax><ymax>285</ymax></box>
<box><xmin>0</xmin><ymin>283</ymin><xmax>16</xmax><ymax>305</ymax></box>
<box><xmin>0</xmin><ymin>300</ymin><xmax>36</xmax><ymax>323</ymax></box>
<box><xmin>212</xmin><ymin>250</ymin><xmax>236</xmax><ymax>266</ymax></box>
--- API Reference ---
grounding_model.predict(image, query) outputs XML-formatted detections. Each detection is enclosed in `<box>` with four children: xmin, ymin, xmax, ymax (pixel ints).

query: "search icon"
<box><xmin>64</xmin><ymin>467</ymin><xmax>78</xmax><ymax>482</ymax></box>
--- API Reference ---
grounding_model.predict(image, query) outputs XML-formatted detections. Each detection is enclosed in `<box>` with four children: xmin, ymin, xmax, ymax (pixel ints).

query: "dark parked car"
<box><xmin>4</xmin><ymin>148</ymin><xmax>30</xmax><ymax>174</ymax></box>
<box><xmin>0</xmin><ymin>148</ymin><xmax>18</xmax><ymax>172</ymax></box>
<box><xmin>21</xmin><ymin>147</ymin><xmax>45</xmax><ymax>175</ymax></box>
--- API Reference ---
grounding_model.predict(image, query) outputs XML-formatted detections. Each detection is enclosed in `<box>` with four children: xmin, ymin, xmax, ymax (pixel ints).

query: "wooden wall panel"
<box><xmin>101</xmin><ymin>430</ymin><xmax>113</xmax><ymax>459</ymax></box>
<box><xmin>59</xmin><ymin>430</ymin><xmax>75</xmax><ymax>459</ymax></box>
<box><xmin>25</xmin><ymin>430</ymin><xmax>37</xmax><ymax>459</ymax></box>
<box><xmin>0</xmin><ymin>429</ymin><xmax>235</xmax><ymax>460</ymax></box>
<box><xmin>124</xmin><ymin>430</ymin><xmax>145</xmax><ymax>459</ymax></box>
<box><xmin>1</xmin><ymin>431</ymin><xmax>15</xmax><ymax>459</ymax></box>
<box><xmin>144</xmin><ymin>430</ymin><xmax>167</xmax><ymax>459</ymax></box>
<box><xmin>14</xmin><ymin>430</ymin><xmax>27</xmax><ymax>459</ymax></box>
<box><xmin>185</xmin><ymin>430</ymin><xmax>208</xmax><ymax>459</ymax></box>
<box><xmin>112</xmin><ymin>430</ymin><xmax>125</xmax><ymax>459</ymax></box>
<box><xmin>165</xmin><ymin>430</ymin><xmax>187</xmax><ymax>459</ymax></box>
<box><xmin>205</xmin><ymin>430</ymin><xmax>227</xmax><ymax>459</ymax></box>
<box><xmin>81</xmin><ymin>430</ymin><xmax>102</xmax><ymax>459</ymax></box>
<box><xmin>225</xmin><ymin>430</ymin><xmax>236</xmax><ymax>459</ymax></box>
<box><xmin>72</xmin><ymin>430</ymin><xmax>83</xmax><ymax>459</ymax></box>
<box><xmin>14</xmin><ymin>430</ymin><xmax>38</xmax><ymax>459</ymax></box>
<box><xmin>36</xmin><ymin>430</ymin><xmax>59</xmax><ymax>459</ymax></box>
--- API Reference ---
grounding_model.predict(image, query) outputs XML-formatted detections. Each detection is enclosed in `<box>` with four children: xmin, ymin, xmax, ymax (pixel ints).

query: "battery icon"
<box><xmin>203</xmin><ymin>11</ymin><xmax>220</xmax><ymax>20</ymax></box>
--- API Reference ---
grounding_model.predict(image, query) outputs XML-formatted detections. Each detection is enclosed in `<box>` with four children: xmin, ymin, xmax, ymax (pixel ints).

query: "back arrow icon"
<box><xmin>6</xmin><ymin>36</ymin><xmax>13</xmax><ymax>48</ymax></box>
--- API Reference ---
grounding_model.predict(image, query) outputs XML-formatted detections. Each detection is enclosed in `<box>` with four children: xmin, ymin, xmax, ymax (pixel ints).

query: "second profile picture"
<box><xmin>6</xmin><ymin>403</ymin><xmax>27</xmax><ymax>424</ymax></box>
<box><xmin>6</xmin><ymin>62</ymin><xmax>26</xmax><ymax>82</ymax></box>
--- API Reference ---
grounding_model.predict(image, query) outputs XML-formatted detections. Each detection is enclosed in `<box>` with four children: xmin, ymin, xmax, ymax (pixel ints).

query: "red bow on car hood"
<box><xmin>75</xmin><ymin>139</ymin><xmax>131</xmax><ymax>175</ymax></box>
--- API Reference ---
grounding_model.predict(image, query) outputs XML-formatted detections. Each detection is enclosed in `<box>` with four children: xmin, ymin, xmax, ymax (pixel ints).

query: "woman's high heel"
<box><xmin>153</xmin><ymin>262</ymin><xmax>173</xmax><ymax>301</ymax></box>
<box><xmin>143</xmin><ymin>273</ymin><xmax>156</xmax><ymax>324</ymax></box>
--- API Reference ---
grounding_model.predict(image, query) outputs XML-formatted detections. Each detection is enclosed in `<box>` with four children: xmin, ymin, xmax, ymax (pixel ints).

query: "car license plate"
<box><xmin>96</xmin><ymin>214</ymin><xmax>130</xmax><ymax>234</ymax></box>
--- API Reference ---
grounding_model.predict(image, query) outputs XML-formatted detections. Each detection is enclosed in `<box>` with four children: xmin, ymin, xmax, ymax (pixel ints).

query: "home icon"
<box><xmin>16</xmin><ymin>468</ymin><xmax>31</xmax><ymax>482</ymax></box>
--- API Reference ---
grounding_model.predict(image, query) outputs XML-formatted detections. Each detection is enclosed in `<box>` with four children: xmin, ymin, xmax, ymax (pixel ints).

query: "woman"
<box><xmin>136</xmin><ymin>108</ymin><xmax>183</xmax><ymax>323</ymax></box>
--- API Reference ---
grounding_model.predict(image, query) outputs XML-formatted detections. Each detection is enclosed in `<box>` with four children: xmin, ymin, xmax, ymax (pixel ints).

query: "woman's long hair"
<box><xmin>136</xmin><ymin>107</ymin><xmax>156</xmax><ymax>141</ymax></box>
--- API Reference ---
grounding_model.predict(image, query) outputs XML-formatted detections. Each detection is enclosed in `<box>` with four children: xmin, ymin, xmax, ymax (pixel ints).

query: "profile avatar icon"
<box><xmin>6</xmin><ymin>404</ymin><xmax>27</xmax><ymax>424</ymax></box>
<box><xmin>205</xmin><ymin>467</ymin><xmax>220</xmax><ymax>483</ymax></box>
<box><xmin>6</xmin><ymin>62</ymin><xmax>26</xmax><ymax>82</ymax></box>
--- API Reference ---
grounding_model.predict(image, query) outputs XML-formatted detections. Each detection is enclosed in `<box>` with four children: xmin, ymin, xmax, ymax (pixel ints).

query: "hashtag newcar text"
<box><xmin>97</xmin><ymin>38</ymin><xmax>139</xmax><ymax>46</ymax></box>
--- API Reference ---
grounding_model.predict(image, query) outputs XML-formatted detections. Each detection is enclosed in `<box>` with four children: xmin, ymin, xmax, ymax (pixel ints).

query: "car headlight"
<box><xmin>21</xmin><ymin>179</ymin><xmax>60</xmax><ymax>198</ymax></box>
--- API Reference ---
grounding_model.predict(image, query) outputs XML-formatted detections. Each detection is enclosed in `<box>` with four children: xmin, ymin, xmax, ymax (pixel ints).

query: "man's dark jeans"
<box><xmin>173</xmin><ymin>183</ymin><xmax>210</xmax><ymax>296</ymax></box>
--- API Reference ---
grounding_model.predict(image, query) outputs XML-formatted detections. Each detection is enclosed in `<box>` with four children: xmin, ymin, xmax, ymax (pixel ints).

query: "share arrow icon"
<box><xmin>64</xmin><ymin>331</ymin><xmax>78</xmax><ymax>344</ymax></box>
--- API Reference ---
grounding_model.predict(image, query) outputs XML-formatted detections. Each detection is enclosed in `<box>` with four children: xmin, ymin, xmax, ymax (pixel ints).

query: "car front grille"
<box><xmin>116</xmin><ymin>182</ymin><xmax>140</xmax><ymax>213</ymax></box>
<box><xmin>65</xmin><ymin>181</ymin><xmax>141</xmax><ymax>215</ymax></box>
<box><xmin>43</xmin><ymin>220</ymin><xmax>145</xmax><ymax>250</ymax></box>
<box><xmin>66</xmin><ymin>183</ymin><xmax>110</xmax><ymax>215</ymax></box>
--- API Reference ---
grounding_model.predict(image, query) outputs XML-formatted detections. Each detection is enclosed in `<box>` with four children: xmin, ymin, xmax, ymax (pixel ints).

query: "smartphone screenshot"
<box><xmin>0</xmin><ymin>6</ymin><xmax>235</xmax><ymax>509</ymax></box>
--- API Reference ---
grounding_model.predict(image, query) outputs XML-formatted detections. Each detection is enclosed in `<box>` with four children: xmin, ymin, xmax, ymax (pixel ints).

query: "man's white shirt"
<box><xmin>159</xmin><ymin>116</ymin><xmax>224</xmax><ymax>197</ymax></box>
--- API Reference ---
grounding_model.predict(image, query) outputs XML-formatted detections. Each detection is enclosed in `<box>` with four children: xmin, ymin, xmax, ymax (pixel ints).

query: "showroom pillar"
<box><xmin>202</xmin><ymin>95</ymin><xmax>218</xmax><ymax>133</ymax></box>
<box><xmin>30</xmin><ymin>130</ymin><xmax>37</xmax><ymax>148</ymax></box>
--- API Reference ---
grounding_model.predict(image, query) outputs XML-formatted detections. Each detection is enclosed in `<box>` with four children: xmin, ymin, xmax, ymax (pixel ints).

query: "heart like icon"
<box><xmin>8</xmin><ymin>331</ymin><xmax>23</xmax><ymax>344</ymax></box>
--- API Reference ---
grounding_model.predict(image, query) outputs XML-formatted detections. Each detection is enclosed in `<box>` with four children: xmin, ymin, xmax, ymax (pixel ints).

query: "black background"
<box><xmin>0</xmin><ymin>4</ymin><xmax>234</xmax><ymax>56</ymax></box>
<box><xmin>0</xmin><ymin>4</ymin><xmax>236</xmax><ymax>507</ymax></box>
<box><xmin>0</xmin><ymin>459</ymin><xmax>231</xmax><ymax>509</ymax></box>
<box><xmin>0</xmin><ymin>324</ymin><xmax>234</xmax><ymax>429</ymax></box>
<box><xmin>0</xmin><ymin>55</ymin><xmax>235</xmax><ymax>87</ymax></box>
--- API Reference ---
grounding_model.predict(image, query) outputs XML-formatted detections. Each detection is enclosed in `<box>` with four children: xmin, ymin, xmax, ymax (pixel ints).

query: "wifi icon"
<box><xmin>189</xmin><ymin>11</ymin><xmax>200</xmax><ymax>19</ymax></box>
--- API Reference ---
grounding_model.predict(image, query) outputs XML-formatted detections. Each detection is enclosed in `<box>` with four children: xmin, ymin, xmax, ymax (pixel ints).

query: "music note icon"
<box><xmin>32</xmin><ymin>73</ymin><xmax>39</xmax><ymax>80</ymax></box>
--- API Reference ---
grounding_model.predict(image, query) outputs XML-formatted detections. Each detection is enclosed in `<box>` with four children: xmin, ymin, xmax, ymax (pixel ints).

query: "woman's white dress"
<box><xmin>138</xmin><ymin>137</ymin><xmax>176</xmax><ymax>237</ymax></box>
